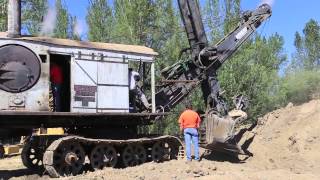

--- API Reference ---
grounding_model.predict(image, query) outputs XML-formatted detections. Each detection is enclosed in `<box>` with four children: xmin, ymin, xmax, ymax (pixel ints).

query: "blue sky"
<box><xmin>242</xmin><ymin>0</ymin><xmax>320</xmax><ymax>57</ymax></box>
<box><xmin>48</xmin><ymin>0</ymin><xmax>320</xmax><ymax>58</ymax></box>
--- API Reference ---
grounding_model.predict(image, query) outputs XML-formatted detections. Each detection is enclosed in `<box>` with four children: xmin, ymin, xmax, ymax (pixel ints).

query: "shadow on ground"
<box><xmin>201</xmin><ymin>151</ymin><xmax>246</xmax><ymax>163</ymax></box>
<box><xmin>201</xmin><ymin>123</ymin><xmax>257</xmax><ymax>163</ymax></box>
<box><xmin>0</xmin><ymin>169</ymin><xmax>43</xmax><ymax>180</ymax></box>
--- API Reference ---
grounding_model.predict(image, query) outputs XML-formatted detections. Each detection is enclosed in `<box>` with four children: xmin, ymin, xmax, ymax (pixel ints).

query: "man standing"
<box><xmin>50</xmin><ymin>61</ymin><xmax>63</xmax><ymax>112</ymax></box>
<box><xmin>179</xmin><ymin>104</ymin><xmax>201</xmax><ymax>162</ymax></box>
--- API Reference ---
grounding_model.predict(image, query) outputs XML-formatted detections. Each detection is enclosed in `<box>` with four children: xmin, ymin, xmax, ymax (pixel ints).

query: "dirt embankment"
<box><xmin>1</xmin><ymin>99</ymin><xmax>320</xmax><ymax>180</ymax></box>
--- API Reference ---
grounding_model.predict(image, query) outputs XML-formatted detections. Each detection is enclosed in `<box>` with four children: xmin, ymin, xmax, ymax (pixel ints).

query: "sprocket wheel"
<box><xmin>151</xmin><ymin>141</ymin><xmax>170</xmax><ymax>162</ymax></box>
<box><xmin>44</xmin><ymin>141</ymin><xmax>85</xmax><ymax>177</ymax></box>
<box><xmin>122</xmin><ymin>144</ymin><xmax>146</xmax><ymax>167</ymax></box>
<box><xmin>90</xmin><ymin>144</ymin><xmax>118</xmax><ymax>170</ymax></box>
<box><xmin>21</xmin><ymin>140</ymin><xmax>44</xmax><ymax>171</ymax></box>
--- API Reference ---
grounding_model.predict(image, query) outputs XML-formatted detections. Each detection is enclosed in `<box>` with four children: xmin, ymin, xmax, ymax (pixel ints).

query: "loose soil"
<box><xmin>1</xmin><ymin>100</ymin><xmax>320</xmax><ymax>180</ymax></box>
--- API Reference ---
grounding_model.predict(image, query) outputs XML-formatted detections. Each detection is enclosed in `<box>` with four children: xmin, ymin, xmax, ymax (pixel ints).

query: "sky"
<box><xmin>48</xmin><ymin>0</ymin><xmax>320</xmax><ymax>58</ymax></box>
<box><xmin>242</xmin><ymin>0</ymin><xmax>320</xmax><ymax>57</ymax></box>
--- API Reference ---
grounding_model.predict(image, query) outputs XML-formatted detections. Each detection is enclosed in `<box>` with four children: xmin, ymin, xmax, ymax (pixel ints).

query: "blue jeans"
<box><xmin>184</xmin><ymin>128</ymin><xmax>200</xmax><ymax>161</ymax></box>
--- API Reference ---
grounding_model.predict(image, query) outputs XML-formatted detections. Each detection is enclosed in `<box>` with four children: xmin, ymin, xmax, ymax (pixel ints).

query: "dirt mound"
<box><xmin>64</xmin><ymin>99</ymin><xmax>320</xmax><ymax>180</ymax></box>
<box><xmin>245</xmin><ymin>99</ymin><xmax>320</xmax><ymax>175</ymax></box>
<box><xmin>1</xmin><ymin>100</ymin><xmax>320</xmax><ymax>180</ymax></box>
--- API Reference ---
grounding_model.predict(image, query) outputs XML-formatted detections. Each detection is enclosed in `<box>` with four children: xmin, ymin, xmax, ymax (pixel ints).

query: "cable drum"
<box><xmin>0</xmin><ymin>45</ymin><xmax>41</xmax><ymax>93</ymax></box>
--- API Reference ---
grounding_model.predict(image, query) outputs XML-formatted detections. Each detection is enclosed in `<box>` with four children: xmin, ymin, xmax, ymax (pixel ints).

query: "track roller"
<box><xmin>21</xmin><ymin>139</ymin><xmax>44</xmax><ymax>171</ymax></box>
<box><xmin>43</xmin><ymin>139</ymin><xmax>85</xmax><ymax>177</ymax></box>
<box><xmin>151</xmin><ymin>141</ymin><xmax>171</xmax><ymax>162</ymax></box>
<box><xmin>122</xmin><ymin>144</ymin><xmax>146</xmax><ymax>167</ymax></box>
<box><xmin>90</xmin><ymin>144</ymin><xmax>118</xmax><ymax>169</ymax></box>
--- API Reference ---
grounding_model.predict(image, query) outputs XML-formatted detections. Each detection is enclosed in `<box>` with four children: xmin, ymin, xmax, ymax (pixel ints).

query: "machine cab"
<box><xmin>0</xmin><ymin>33</ymin><xmax>158</xmax><ymax>113</ymax></box>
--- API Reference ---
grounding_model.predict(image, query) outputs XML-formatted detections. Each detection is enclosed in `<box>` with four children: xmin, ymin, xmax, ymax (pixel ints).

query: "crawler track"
<box><xmin>42</xmin><ymin>135</ymin><xmax>183</xmax><ymax>178</ymax></box>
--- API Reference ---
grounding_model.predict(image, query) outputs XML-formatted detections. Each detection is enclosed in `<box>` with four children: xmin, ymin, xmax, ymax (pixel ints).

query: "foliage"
<box><xmin>0</xmin><ymin>0</ymin><xmax>7</xmax><ymax>32</ymax></box>
<box><xmin>53</xmin><ymin>0</ymin><xmax>69</xmax><ymax>38</ymax></box>
<box><xmin>291</xmin><ymin>19</ymin><xmax>320</xmax><ymax>70</ymax></box>
<box><xmin>222</xmin><ymin>0</ymin><xmax>241</xmax><ymax>34</ymax></box>
<box><xmin>284</xmin><ymin>19</ymin><xmax>320</xmax><ymax>105</ymax></box>
<box><xmin>22</xmin><ymin>0</ymin><xmax>47</xmax><ymax>35</ymax></box>
<box><xmin>112</xmin><ymin>0</ymin><xmax>157</xmax><ymax>45</ymax></box>
<box><xmin>219</xmin><ymin>34</ymin><xmax>286</xmax><ymax>120</ymax></box>
<box><xmin>280</xmin><ymin>70</ymin><xmax>320</xmax><ymax>104</ymax></box>
<box><xmin>86</xmin><ymin>0</ymin><xmax>113</xmax><ymax>42</ymax></box>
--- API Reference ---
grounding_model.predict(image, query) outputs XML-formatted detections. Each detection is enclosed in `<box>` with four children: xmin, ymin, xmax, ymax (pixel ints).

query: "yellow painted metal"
<box><xmin>4</xmin><ymin>145</ymin><xmax>20</xmax><ymax>155</ymax></box>
<box><xmin>35</xmin><ymin>128</ymin><xmax>64</xmax><ymax>136</ymax></box>
<box><xmin>47</xmin><ymin>128</ymin><xmax>64</xmax><ymax>135</ymax></box>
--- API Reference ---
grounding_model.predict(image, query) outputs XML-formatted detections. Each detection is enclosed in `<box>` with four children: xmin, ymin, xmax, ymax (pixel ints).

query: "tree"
<box><xmin>0</xmin><ymin>0</ymin><xmax>7</xmax><ymax>32</ymax></box>
<box><xmin>283</xmin><ymin>19</ymin><xmax>320</xmax><ymax>105</ymax></box>
<box><xmin>204</xmin><ymin>0</ymin><xmax>223</xmax><ymax>43</ymax></box>
<box><xmin>86</xmin><ymin>0</ymin><xmax>113</xmax><ymax>42</ymax></box>
<box><xmin>219</xmin><ymin>34</ymin><xmax>286</xmax><ymax>119</ymax></box>
<box><xmin>22</xmin><ymin>0</ymin><xmax>47</xmax><ymax>35</ymax></box>
<box><xmin>53</xmin><ymin>0</ymin><xmax>69</xmax><ymax>38</ymax></box>
<box><xmin>223</xmin><ymin>0</ymin><xmax>241</xmax><ymax>34</ymax></box>
<box><xmin>152</xmin><ymin>0</ymin><xmax>188</xmax><ymax>70</ymax></box>
<box><xmin>112</xmin><ymin>0</ymin><xmax>157</xmax><ymax>45</ymax></box>
<box><xmin>291</xmin><ymin>19</ymin><xmax>320</xmax><ymax>70</ymax></box>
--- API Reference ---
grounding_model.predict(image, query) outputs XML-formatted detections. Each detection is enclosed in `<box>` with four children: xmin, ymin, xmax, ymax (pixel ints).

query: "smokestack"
<box><xmin>7</xmin><ymin>0</ymin><xmax>21</xmax><ymax>38</ymax></box>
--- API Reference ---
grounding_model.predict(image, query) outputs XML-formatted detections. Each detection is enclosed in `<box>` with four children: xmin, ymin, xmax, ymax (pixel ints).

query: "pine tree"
<box><xmin>153</xmin><ymin>0</ymin><xmax>188</xmax><ymax>69</ymax></box>
<box><xmin>0</xmin><ymin>0</ymin><xmax>7</xmax><ymax>32</ymax></box>
<box><xmin>292</xmin><ymin>19</ymin><xmax>320</xmax><ymax>70</ymax></box>
<box><xmin>204</xmin><ymin>0</ymin><xmax>223</xmax><ymax>43</ymax></box>
<box><xmin>53</xmin><ymin>0</ymin><xmax>69</xmax><ymax>39</ymax></box>
<box><xmin>283</xmin><ymin>19</ymin><xmax>320</xmax><ymax>104</ymax></box>
<box><xmin>22</xmin><ymin>0</ymin><xmax>48</xmax><ymax>35</ymax></box>
<box><xmin>112</xmin><ymin>0</ymin><xmax>157</xmax><ymax>45</ymax></box>
<box><xmin>223</xmin><ymin>0</ymin><xmax>241</xmax><ymax>34</ymax></box>
<box><xmin>86</xmin><ymin>0</ymin><xmax>113</xmax><ymax>42</ymax></box>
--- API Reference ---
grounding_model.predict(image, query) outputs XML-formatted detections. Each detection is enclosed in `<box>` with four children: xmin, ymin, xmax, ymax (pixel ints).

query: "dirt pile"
<box><xmin>244</xmin><ymin>99</ymin><xmax>320</xmax><ymax>175</ymax></box>
<box><xmin>1</xmin><ymin>99</ymin><xmax>320</xmax><ymax>180</ymax></box>
<box><xmin>64</xmin><ymin>99</ymin><xmax>320</xmax><ymax>180</ymax></box>
<box><xmin>64</xmin><ymin>160</ymin><xmax>218</xmax><ymax>180</ymax></box>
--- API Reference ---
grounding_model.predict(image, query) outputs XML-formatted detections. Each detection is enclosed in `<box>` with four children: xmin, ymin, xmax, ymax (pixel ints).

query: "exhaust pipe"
<box><xmin>7</xmin><ymin>0</ymin><xmax>21</xmax><ymax>38</ymax></box>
